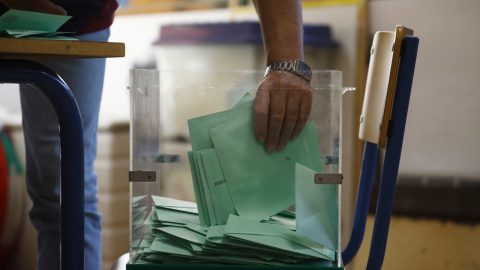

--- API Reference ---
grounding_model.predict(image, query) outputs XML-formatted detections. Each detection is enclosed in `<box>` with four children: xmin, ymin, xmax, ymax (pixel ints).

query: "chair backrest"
<box><xmin>341</xmin><ymin>26</ymin><xmax>419</xmax><ymax>270</ymax></box>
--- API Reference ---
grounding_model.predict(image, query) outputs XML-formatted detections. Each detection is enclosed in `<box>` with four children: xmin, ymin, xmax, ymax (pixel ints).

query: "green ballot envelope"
<box><xmin>295</xmin><ymin>163</ymin><xmax>338</xmax><ymax>250</ymax></box>
<box><xmin>199</xmin><ymin>148</ymin><xmax>237</xmax><ymax>224</ymax></box>
<box><xmin>188</xmin><ymin>104</ymin><xmax>252</xmax><ymax>153</ymax></box>
<box><xmin>187</xmin><ymin>92</ymin><xmax>324</xmax><ymax>223</ymax></box>
<box><xmin>210</xmin><ymin>111</ymin><xmax>323</xmax><ymax>221</ymax></box>
<box><xmin>187</xmin><ymin>94</ymin><xmax>253</xmax><ymax>226</ymax></box>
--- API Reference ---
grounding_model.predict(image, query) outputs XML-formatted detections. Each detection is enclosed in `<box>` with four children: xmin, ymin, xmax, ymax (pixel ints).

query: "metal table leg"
<box><xmin>0</xmin><ymin>59</ymin><xmax>85</xmax><ymax>270</ymax></box>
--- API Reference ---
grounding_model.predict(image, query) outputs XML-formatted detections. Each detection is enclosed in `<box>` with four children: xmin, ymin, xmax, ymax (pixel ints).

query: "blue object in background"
<box><xmin>153</xmin><ymin>22</ymin><xmax>339</xmax><ymax>47</ymax></box>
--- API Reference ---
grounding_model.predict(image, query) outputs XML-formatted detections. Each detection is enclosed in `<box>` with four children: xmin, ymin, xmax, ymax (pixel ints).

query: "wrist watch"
<box><xmin>264</xmin><ymin>59</ymin><xmax>312</xmax><ymax>84</ymax></box>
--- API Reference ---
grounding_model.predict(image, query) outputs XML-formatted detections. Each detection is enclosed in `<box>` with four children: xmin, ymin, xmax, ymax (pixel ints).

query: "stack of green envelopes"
<box><xmin>0</xmin><ymin>10</ymin><xmax>77</xmax><ymax>40</ymax></box>
<box><xmin>134</xmin><ymin>196</ymin><xmax>335</xmax><ymax>266</ymax></box>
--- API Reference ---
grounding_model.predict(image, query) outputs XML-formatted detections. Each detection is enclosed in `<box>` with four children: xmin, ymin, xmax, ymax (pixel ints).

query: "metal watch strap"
<box><xmin>264</xmin><ymin>59</ymin><xmax>312</xmax><ymax>83</ymax></box>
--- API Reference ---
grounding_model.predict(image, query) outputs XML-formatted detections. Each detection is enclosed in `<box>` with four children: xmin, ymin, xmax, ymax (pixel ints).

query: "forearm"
<box><xmin>253</xmin><ymin>0</ymin><xmax>304</xmax><ymax>65</ymax></box>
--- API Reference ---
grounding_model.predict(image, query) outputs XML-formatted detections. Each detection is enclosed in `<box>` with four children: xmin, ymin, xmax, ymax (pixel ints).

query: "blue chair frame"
<box><xmin>0</xmin><ymin>59</ymin><xmax>85</xmax><ymax>270</ymax></box>
<box><xmin>342</xmin><ymin>36</ymin><xmax>419</xmax><ymax>269</ymax></box>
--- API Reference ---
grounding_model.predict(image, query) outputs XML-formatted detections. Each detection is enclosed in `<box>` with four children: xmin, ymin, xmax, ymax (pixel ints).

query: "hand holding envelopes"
<box><xmin>187</xmin><ymin>93</ymin><xmax>324</xmax><ymax>224</ymax></box>
<box><xmin>295</xmin><ymin>163</ymin><xmax>338</xmax><ymax>250</ymax></box>
<box><xmin>210</xmin><ymin>111</ymin><xmax>323</xmax><ymax>221</ymax></box>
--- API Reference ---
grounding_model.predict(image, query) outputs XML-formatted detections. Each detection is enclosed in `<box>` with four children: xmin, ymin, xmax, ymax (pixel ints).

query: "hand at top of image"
<box><xmin>253</xmin><ymin>70</ymin><xmax>313</xmax><ymax>153</ymax></box>
<box><xmin>0</xmin><ymin>0</ymin><xmax>66</xmax><ymax>15</ymax></box>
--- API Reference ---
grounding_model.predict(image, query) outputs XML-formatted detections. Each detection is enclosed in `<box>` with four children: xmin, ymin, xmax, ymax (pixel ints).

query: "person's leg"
<box><xmin>20</xmin><ymin>28</ymin><xmax>110</xmax><ymax>270</ymax></box>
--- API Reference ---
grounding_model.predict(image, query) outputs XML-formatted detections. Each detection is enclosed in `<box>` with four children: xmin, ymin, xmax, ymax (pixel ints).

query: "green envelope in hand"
<box><xmin>188</xmin><ymin>104</ymin><xmax>252</xmax><ymax>152</ymax></box>
<box><xmin>210</xmin><ymin>111</ymin><xmax>323</xmax><ymax>221</ymax></box>
<box><xmin>224</xmin><ymin>215</ymin><xmax>335</xmax><ymax>261</ymax></box>
<box><xmin>295</xmin><ymin>163</ymin><xmax>338</xmax><ymax>250</ymax></box>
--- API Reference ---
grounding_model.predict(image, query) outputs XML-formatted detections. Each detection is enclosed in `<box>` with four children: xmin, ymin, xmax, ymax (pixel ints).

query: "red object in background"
<box><xmin>0</xmin><ymin>135</ymin><xmax>9</xmax><ymax>264</ymax></box>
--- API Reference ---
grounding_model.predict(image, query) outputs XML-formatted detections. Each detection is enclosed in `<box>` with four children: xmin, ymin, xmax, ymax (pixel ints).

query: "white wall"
<box><xmin>369</xmin><ymin>0</ymin><xmax>480</xmax><ymax>179</ymax></box>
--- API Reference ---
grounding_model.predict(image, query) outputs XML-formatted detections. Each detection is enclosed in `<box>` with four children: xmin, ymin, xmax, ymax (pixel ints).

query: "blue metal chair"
<box><xmin>342</xmin><ymin>30</ymin><xmax>419</xmax><ymax>269</ymax></box>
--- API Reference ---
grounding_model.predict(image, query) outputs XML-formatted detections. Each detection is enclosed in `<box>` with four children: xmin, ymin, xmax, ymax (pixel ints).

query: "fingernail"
<box><xmin>266</xmin><ymin>144</ymin><xmax>275</xmax><ymax>153</ymax></box>
<box><xmin>257</xmin><ymin>136</ymin><xmax>266</xmax><ymax>143</ymax></box>
<box><xmin>277</xmin><ymin>144</ymin><xmax>286</xmax><ymax>151</ymax></box>
<box><xmin>290</xmin><ymin>135</ymin><xmax>297</xmax><ymax>141</ymax></box>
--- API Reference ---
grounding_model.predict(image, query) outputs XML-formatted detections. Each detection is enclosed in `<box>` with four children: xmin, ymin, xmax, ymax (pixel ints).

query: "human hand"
<box><xmin>0</xmin><ymin>0</ymin><xmax>67</xmax><ymax>15</ymax></box>
<box><xmin>253</xmin><ymin>70</ymin><xmax>313</xmax><ymax>153</ymax></box>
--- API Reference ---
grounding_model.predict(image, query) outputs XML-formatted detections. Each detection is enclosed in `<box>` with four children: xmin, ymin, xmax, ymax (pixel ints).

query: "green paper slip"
<box><xmin>0</xmin><ymin>9</ymin><xmax>77</xmax><ymax>40</ymax></box>
<box><xmin>139</xmin><ymin>239</ymin><xmax>152</xmax><ymax>248</ymax></box>
<box><xmin>155</xmin><ymin>222</ymin><xmax>188</xmax><ymax>228</ymax></box>
<box><xmin>188</xmin><ymin>104</ymin><xmax>252</xmax><ymax>152</ymax></box>
<box><xmin>232</xmin><ymin>92</ymin><xmax>255</xmax><ymax>108</ymax></box>
<box><xmin>196</xmin><ymin>150</ymin><xmax>218</xmax><ymax>225</ymax></box>
<box><xmin>0</xmin><ymin>9</ymin><xmax>70</xmax><ymax>32</ymax></box>
<box><xmin>3</xmin><ymin>29</ymin><xmax>74</xmax><ymax>38</ymax></box>
<box><xmin>210</xmin><ymin>112</ymin><xmax>323</xmax><ymax>221</ymax></box>
<box><xmin>155</xmin><ymin>208</ymin><xmax>200</xmax><ymax>226</ymax></box>
<box><xmin>185</xmin><ymin>223</ymin><xmax>209</xmax><ymax>236</ymax></box>
<box><xmin>150</xmin><ymin>235</ymin><xmax>283</xmax><ymax>265</ymax></box>
<box><xmin>156</xmin><ymin>226</ymin><xmax>207</xmax><ymax>245</ymax></box>
<box><xmin>0</xmin><ymin>132</ymin><xmax>22</xmax><ymax>174</ymax></box>
<box><xmin>150</xmin><ymin>235</ymin><xmax>195</xmax><ymax>257</ymax></box>
<box><xmin>187</xmin><ymin>151</ymin><xmax>208</xmax><ymax>226</ymax></box>
<box><xmin>224</xmin><ymin>215</ymin><xmax>335</xmax><ymax>261</ymax></box>
<box><xmin>151</xmin><ymin>195</ymin><xmax>198</xmax><ymax>214</ymax></box>
<box><xmin>206</xmin><ymin>225</ymin><xmax>308</xmax><ymax>261</ymax></box>
<box><xmin>187</xmin><ymin>93</ymin><xmax>253</xmax><ymax>226</ymax></box>
<box><xmin>295</xmin><ymin>163</ymin><xmax>338</xmax><ymax>250</ymax></box>
<box><xmin>199</xmin><ymin>148</ymin><xmax>237</xmax><ymax>225</ymax></box>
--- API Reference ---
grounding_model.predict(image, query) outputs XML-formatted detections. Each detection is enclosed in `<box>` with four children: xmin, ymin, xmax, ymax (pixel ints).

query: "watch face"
<box><xmin>265</xmin><ymin>59</ymin><xmax>312</xmax><ymax>83</ymax></box>
<box><xmin>296</xmin><ymin>60</ymin><xmax>312</xmax><ymax>81</ymax></box>
<box><xmin>296</xmin><ymin>60</ymin><xmax>310</xmax><ymax>72</ymax></box>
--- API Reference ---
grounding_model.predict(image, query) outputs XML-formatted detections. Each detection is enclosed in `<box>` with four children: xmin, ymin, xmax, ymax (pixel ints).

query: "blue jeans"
<box><xmin>20</xmin><ymin>28</ymin><xmax>110</xmax><ymax>270</ymax></box>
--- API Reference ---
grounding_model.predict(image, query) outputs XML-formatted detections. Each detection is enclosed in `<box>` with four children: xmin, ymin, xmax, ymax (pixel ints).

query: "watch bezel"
<box><xmin>264</xmin><ymin>59</ymin><xmax>312</xmax><ymax>83</ymax></box>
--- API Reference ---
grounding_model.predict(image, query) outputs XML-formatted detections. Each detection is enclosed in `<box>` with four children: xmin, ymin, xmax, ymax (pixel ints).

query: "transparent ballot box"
<box><xmin>129</xmin><ymin>70</ymin><xmax>343</xmax><ymax>269</ymax></box>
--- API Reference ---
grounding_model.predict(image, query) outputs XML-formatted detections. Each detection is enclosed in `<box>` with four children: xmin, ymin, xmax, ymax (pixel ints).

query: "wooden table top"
<box><xmin>0</xmin><ymin>38</ymin><xmax>125</xmax><ymax>60</ymax></box>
